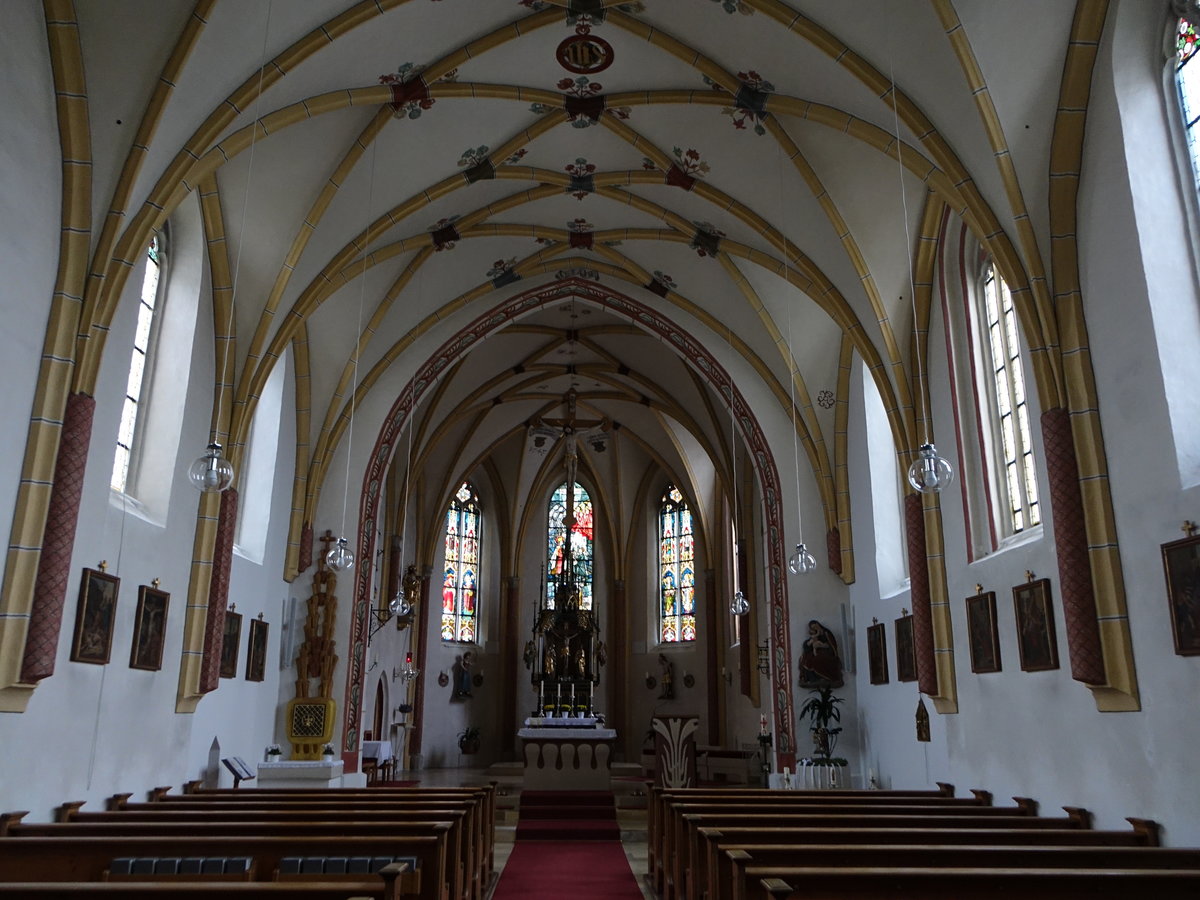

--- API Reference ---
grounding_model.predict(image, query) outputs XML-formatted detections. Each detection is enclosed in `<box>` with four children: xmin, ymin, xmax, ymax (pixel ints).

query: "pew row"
<box><xmin>57</xmin><ymin>794</ymin><xmax>489</xmax><ymax>900</ymax></box>
<box><xmin>754</xmin><ymin>867</ymin><xmax>1200</xmax><ymax>900</ymax></box>
<box><xmin>715</xmin><ymin>843</ymin><xmax>1200</xmax><ymax>900</ymax></box>
<box><xmin>646</xmin><ymin>782</ymin><xmax>965</xmax><ymax>872</ymax></box>
<box><xmin>669</xmin><ymin>805</ymin><xmax>1085</xmax><ymax>900</ymax></box>
<box><xmin>0</xmin><ymin>880</ymin><xmax>403</xmax><ymax>899</ymax></box>
<box><xmin>0</xmin><ymin>834</ymin><xmax>444</xmax><ymax>900</ymax></box>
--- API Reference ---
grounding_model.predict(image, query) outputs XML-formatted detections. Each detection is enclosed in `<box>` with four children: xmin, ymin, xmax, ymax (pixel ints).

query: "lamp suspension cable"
<box><xmin>888</xmin><ymin>59</ymin><xmax>953</xmax><ymax>494</ymax></box>
<box><xmin>729</xmin><ymin>336</ymin><xmax>750</xmax><ymax>617</ymax></box>
<box><xmin>777</xmin><ymin>142</ymin><xmax>816</xmax><ymax>576</ymax></box>
<box><xmin>188</xmin><ymin>0</ymin><xmax>274</xmax><ymax>493</ymax></box>
<box><xmin>326</xmin><ymin>140</ymin><xmax>379</xmax><ymax>572</ymax></box>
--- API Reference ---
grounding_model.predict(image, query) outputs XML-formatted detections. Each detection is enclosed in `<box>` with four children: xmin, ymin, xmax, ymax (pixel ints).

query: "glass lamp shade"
<box><xmin>730</xmin><ymin>590</ymin><xmax>750</xmax><ymax>616</ymax></box>
<box><xmin>326</xmin><ymin>536</ymin><xmax>355</xmax><ymax>572</ymax></box>
<box><xmin>389</xmin><ymin>591</ymin><xmax>413</xmax><ymax>618</ymax></box>
<box><xmin>788</xmin><ymin>542</ymin><xmax>817</xmax><ymax>575</ymax></box>
<box><xmin>187</xmin><ymin>442</ymin><xmax>235</xmax><ymax>493</ymax></box>
<box><xmin>907</xmin><ymin>442</ymin><xmax>954</xmax><ymax>494</ymax></box>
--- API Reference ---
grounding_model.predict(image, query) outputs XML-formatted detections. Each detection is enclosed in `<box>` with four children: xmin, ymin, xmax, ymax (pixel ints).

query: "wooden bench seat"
<box><xmin>55</xmin><ymin>799</ymin><xmax>487</xmax><ymax>900</ymax></box>
<box><xmin>715</xmin><ymin>843</ymin><xmax>1200</xmax><ymax>900</ymax></box>
<box><xmin>753</xmin><ymin>866</ymin><xmax>1200</xmax><ymax>900</ymax></box>
<box><xmin>0</xmin><ymin>881</ymin><xmax>401</xmax><ymax>899</ymax></box>
<box><xmin>696</xmin><ymin>820</ymin><xmax>1161</xmax><ymax>900</ymax></box>
<box><xmin>647</xmin><ymin>783</ymin><xmax>971</xmax><ymax>890</ymax></box>
<box><xmin>666</xmin><ymin>806</ymin><xmax>1088</xmax><ymax>900</ymax></box>
<box><xmin>117</xmin><ymin>785</ymin><xmax>495</xmax><ymax>890</ymax></box>
<box><xmin>0</xmin><ymin>833</ymin><xmax>444</xmax><ymax>900</ymax></box>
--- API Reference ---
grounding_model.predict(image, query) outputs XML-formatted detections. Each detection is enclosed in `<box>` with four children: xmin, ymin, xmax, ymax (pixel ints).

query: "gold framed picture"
<box><xmin>867</xmin><ymin>621</ymin><xmax>889</xmax><ymax>685</ymax></box>
<box><xmin>965</xmin><ymin>590</ymin><xmax>1001</xmax><ymax>674</ymax></box>
<box><xmin>71</xmin><ymin>568</ymin><xmax>120</xmax><ymax>665</ymax></box>
<box><xmin>245</xmin><ymin>617</ymin><xmax>268</xmax><ymax>682</ymax></box>
<box><xmin>1161</xmin><ymin>533</ymin><xmax>1200</xmax><ymax>656</ymax></box>
<box><xmin>894</xmin><ymin>614</ymin><xmax>917</xmax><ymax>682</ymax></box>
<box><xmin>220</xmin><ymin>610</ymin><xmax>243</xmax><ymax>679</ymax></box>
<box><xmin>1013</xmin><ymin>578</ymin><xmax>1059</xmax><ymax>672</ymax></box>
<box><xmin>129</xmin><ymin>585</ymin><xmax>169</xmax><ymax>671</ymax></box>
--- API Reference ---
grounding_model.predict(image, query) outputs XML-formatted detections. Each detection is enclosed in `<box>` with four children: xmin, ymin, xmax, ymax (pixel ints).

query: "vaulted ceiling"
<box><xmin>76</xmin><ymin>0</ymin><xmax>1084</xmax><ymax>565</ymax></box>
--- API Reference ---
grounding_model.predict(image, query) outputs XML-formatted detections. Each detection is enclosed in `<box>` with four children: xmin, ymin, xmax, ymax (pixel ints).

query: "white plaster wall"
<box><xmin>851</xmin><ymin>5</ymin><xmax>1200</xmax><ymax>843</ymax></box>
<box><xmin>0</xmin><ymin>174</ymin><xmax>300</xmax><ymax>818</ymax></box>
<box><xmin>0</xmin><ymin>0</ymin><xmax>60</xmax><ymax>554</ymax></box>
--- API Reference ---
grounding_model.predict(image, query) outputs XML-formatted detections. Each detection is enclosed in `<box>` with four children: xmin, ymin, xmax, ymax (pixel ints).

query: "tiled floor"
<box><xmin>403</xmin><ymin>765</ymin><xmax>656</xmax><ymax>899</ymax></box>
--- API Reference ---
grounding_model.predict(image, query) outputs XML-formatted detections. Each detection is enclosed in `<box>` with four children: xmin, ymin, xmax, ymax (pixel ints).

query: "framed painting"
<box><xmin>245</xmin><ymin>616</ymin><xmax>269</xmax><ymax>682</ymax></box>
<box><xmin>1161</xmin><ymin>533</ymin><xmax>1200</xmax><ymax>655</ymax></box>
<box><xmin>70</xmin><ymin>568</ymin><xmax>120</xmax><ymax>665</ymax></box>
<box><xmin>129</xmin><ymin>585</ymin><xmax>169</xmax><ymax>671</ymax></box>
<box><xmin>220</xmin><ymin>610</ymin><xmax>243</xmax><ymax>679</ymax></box>
<box><xmin>894</xmin><ymin>614</ymin><xmax>917</xmax><ymax>682</ymax></box>
<box><xmin>867</xmin><ymin>621</ymin><xmax>889</xmax><ymax>685</ymax></box>
<box><xmin>1013</xmin><ymin>578</ymin><xmax>1059</xmax><ymax>672</ymax></box>
<box><xmin>965</xmin><ymin>590</ymin><xmax>1001</xmax><ymax>674</ymax></box>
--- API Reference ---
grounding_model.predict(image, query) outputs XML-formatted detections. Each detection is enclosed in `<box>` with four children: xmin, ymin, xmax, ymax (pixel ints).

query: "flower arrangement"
<box><xmin>321</xmin><ymin>743</ymin><xmax>335</xmax><ymax>757</ymax></box>
<box><xmin>265</xmin><ymin>744</ymin><xmax>282</xmax><ymax>760</ymax></box>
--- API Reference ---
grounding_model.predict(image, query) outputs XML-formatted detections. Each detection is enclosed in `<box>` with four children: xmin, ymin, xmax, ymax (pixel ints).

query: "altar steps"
<box><xmin>514</xmin><ymin>790</ymin><xmax>620</xmax><ymax>841</ymax></box>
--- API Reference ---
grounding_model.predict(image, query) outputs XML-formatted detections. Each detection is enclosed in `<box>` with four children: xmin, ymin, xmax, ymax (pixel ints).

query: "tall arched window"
<box><xmin>659</xmin><ymin>485</ymin><xmax>696</xmax><ymax>643</ymax></box>
<box><xmin>441</xmin><ymin>481</ymin><xmax>481</xmax><ymax>642</ymax></box>
<box><xmin>111</xmin><ymin>232</ymin><xmax>166</xmax><ymax>493</ymax></box>
<box><xmin>979</xmin><ymin>261</ymin><xmax>1041</xmax><ymax>535</ymax></box>
<box><xmin>1176</xmin><ymin>17</ymin><xmax>1200</xmax><ymax>193</ymax></box>
<box><xmin>546</xmin><ymin>481</ymin><xmax>593</xmax><ymax>610</ymax></box>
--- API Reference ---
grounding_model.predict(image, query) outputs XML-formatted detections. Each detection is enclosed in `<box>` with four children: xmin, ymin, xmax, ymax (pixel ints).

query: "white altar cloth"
<box><xmin>362</xmin><ymin>739</ymin><xmax>392</xmax><ymax>761</ymax></box>
<box><xmin>518</xmin><ymin>727</ymin><xmax>616</xmax><ymax>740</ymax></box>
<box><xmin>519</xmin><ymin>727</ymin><xmax>616</xmax><ymax>790</ymax></box>
<box><xmin>257</xmin><ymin>759</ymin><xmax>344</xmax><ymax>789</ymax></box>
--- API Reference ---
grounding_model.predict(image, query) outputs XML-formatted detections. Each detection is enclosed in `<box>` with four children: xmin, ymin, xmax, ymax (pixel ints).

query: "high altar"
<box><xmin>518</xmin><ymin>391</ymin><xmax>616</xmax><ymax>789</ymax></box>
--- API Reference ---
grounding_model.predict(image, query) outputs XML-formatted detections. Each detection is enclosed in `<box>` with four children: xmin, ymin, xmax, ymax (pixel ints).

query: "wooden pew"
<box><xmin>647</xmin><ymin>783</ymin><xmax>963</xmax><ymax>864</ymax></box>
<box><xmin>66</xmin><ymin>796</ymin><xmax>486</xmax><ymax>900</ymax></box>
<box><xmin>135</xmin><ymin>784</ymin><xmax>496</xmax><ymax>894</ymax></box>
<box><xmin>754</xmin><ymin>867</ymin><xmax>1200</xmax><ymax>900</ymax></box>
<box><xmin>38</xmin><ymin>808</ymin><xmax>472</xmax><ymax>900</ymax></box>
<box><xmin>0</xmin><ymin>881</ymin><xmax>401</xmax><ymax>898</ymax></box>
<box><xmin>698</xmin><ymin>819</ymin><xmax>1162</xmax><ymax>900</ymax></box>
<box><xmin>668</xmin><ymin>804</ymin><xmax>1079</xmax><ymax>900</ymax></box>
<box><xmin>0</xmin><ymin>833</ymin><xmax>445</xmax><ymax>900</ymax></box>
<box><xmin>717</xmin><ymin>843</ymin><xmax>1200</xmax><ymax>900</ymax></box>
<box><xmin>646</xmin><ymin>782</ymin><xmax>968</xmax><ymax>893</ymax></box>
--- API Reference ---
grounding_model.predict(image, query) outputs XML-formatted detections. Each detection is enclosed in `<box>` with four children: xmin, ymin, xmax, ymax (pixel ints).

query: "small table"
<box><xmin>362</xmin><ymin>740</ymin><xmax>393</xmax><ymax>783</ymax></box>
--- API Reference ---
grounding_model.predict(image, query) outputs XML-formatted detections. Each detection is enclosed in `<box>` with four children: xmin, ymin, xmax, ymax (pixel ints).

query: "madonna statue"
<box><xmin>797</xmin><ymin>619</ymin><xmax>844</xmax><ymax>688</ymax></box>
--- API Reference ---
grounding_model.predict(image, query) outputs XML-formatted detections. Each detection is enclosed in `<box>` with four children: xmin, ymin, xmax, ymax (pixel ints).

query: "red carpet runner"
<box><xmin>492</xmin><ymin>791</ymin><xmax>644</xmax><ymax>900</ymax></box>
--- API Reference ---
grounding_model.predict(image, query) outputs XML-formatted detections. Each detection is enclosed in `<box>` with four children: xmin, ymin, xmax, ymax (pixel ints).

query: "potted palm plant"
<box><xmin>797</xmin><ymin>685</ymin><xmax>845</xmax><ymax>762</ymax></box>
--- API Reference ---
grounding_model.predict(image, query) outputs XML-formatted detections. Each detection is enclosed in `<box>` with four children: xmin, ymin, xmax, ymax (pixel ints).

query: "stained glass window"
<box><xmin>659</xmin><ymin>485</ymin><xmax>696</xmax><ymax>643</ymax></box>
<box><xmin>111</xmin><ymin>234</ymin><xmax>163</xmax><ymax>493</ymax></box>
<box><xmin>546</xmin><ymin>481</ymin><xmax>593</xmax><ymax>610</ymax></box>
<box><xmin>1178</xmin><ymin>18</ymin><xmax>1200</xmax><ymax>195</ymax></box>
<box><xmin>981</xmin><ymin>262</ymin><xmax>1040</xmax><ymax>535</ymax></box>
<box><xmin>441</xmin><ymin>481</ymin><xmax>481</xmax><ymax>642</ymax></box>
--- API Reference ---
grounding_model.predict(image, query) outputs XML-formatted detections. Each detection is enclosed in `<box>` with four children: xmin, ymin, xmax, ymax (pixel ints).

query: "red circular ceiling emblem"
<box><xmin>556</xmin><ymin>35</ymin><xmax>614</xmax><ymax>74</ymax></box>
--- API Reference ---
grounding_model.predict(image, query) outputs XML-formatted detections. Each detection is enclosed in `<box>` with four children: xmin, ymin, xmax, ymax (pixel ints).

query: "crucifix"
<box><xmin>531</xmin><ymin>388</ymin><xmax>608</xmax><ymax>591</ymax></box>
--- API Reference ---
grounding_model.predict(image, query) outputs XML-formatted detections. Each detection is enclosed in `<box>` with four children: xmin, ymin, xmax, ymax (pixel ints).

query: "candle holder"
<box><xmin>757</xmin><ymin>731</ymin><xmax>773</xmax><ymax>787</ymax></box>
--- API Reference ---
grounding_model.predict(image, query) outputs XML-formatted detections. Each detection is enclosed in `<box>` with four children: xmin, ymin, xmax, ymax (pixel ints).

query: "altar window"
<box><xmin>659</xmin><ymin>485</ymin><xmax>696</xmax><ymax>643</ymax></box>
<box><xmin>442</xmin><ymin>481</ymin><xmax>481</xmax><ymax>642</ymax></box>
<box><xmin>547</xmin><ymin>481</ymin><xmax>593</xmax><ymax>609</ymax></box>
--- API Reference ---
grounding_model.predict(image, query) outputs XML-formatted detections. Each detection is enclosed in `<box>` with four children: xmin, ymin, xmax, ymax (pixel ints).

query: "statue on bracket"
<box><xmin>453</xmin><ymin>651</ymin><xmax>474</xmax><ymax>699</ymax></box>
<box><xmin>797</xmin><ymin>619</ymin><xmax>844</xmax><ymax>688</ymax></box>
